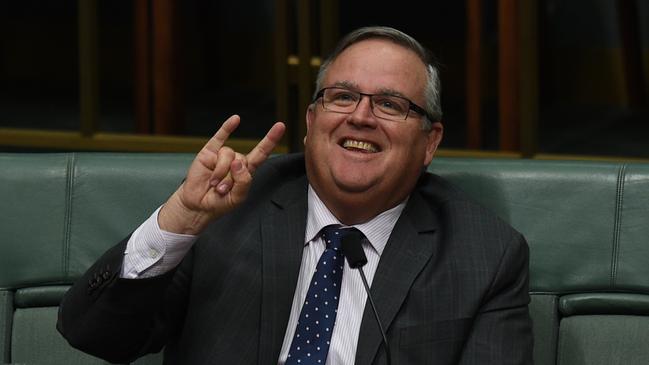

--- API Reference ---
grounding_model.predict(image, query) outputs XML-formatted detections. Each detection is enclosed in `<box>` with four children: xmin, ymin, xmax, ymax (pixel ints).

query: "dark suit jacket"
<box><xmin>58</xmin><ymin>153</ymin><xmax>533</xmax><ymax>364</ymax></box>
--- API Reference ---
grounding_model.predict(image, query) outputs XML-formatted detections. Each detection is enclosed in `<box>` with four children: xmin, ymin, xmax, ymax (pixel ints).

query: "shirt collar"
<box><xmin>305</xmin><ymin>185</ymin><xmax>407</xmax><ymax>256</ymax></box>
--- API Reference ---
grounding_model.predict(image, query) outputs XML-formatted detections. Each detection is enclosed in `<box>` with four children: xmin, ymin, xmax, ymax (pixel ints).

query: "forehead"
<box><xmin>323</xmin><ymin>38</ymin><xmax>428</xmax><ymax>99</ymax></box>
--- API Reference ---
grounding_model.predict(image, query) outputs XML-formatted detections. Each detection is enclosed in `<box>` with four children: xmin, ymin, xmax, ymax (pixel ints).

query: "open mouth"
<box><xmin>341</xmin><ymin>139</ymin><xmax>380</xmax><ymax>153</ymax></box>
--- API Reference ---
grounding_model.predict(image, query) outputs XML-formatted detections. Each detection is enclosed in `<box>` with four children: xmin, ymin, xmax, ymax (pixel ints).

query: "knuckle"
<box><xmin>218</xmin><ymin>146</ymin><xmax>235</xmax><ymax>157</ymax></box>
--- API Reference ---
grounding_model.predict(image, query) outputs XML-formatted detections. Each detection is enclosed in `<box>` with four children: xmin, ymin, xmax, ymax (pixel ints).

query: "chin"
<box><xmin>332</xmin><ymin>175</ymin><xmax>378</xmax><ymax>194</ymax></box>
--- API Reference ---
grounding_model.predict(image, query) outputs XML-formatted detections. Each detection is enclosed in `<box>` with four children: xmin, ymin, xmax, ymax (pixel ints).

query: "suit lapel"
<box><xmin>258</xmin><ymin>175</ymin><xmax>309</xmax><ymax>364</ymax></box>
<box><xmin>355</xmin><ymin>191</ymin><xmax>440</xmax><ymax>365</ymax></box>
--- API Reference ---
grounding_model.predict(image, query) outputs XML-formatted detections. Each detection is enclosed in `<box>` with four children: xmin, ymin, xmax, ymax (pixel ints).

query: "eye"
<box><xmin>330</xmin><ymin>90</ymin><xmax>358</xmax><ymax>104</ymax></box>
<box><xmin>374</xmin><ymin>96</ymin><xmax>407</xmax><ymax>115</ymax></box>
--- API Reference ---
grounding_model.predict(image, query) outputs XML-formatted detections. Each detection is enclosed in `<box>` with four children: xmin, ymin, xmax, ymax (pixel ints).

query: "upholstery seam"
<box><xmin>62</xmin><ymin>153</ymin><xmax>76</xmax><ymax>279</ymax></box>
<box><xmin>610</xmin><ymin>164</ymin><xmax>626</xmax><ymax>288</ymax></box>
<box><xmin>555</xmin><ymin>312</ymin><xmax>564</xmax><ymax>365</ymax></box>
<box><xmin>552</xmin><ymin>295</ymin><xmax>560</xmax><ymax>365</ymax></box>
<box><xmin>1</xmin><ymin>291</ymin><xmax>13</xmax><ymax>363</ymax></box>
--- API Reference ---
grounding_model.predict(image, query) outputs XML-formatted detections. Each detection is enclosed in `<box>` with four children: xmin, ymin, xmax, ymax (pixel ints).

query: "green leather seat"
<box><xmin>431</xmin><ymin>158</ymin><xmax>649</xmax><ymax>365</ymax></box>
<box><xmin>1</xmin><ymin>153</ymin><xmax>648</xmax><ymax>364</ymax></box>
<box><xmin>0</xmin><ymin>153</ymin><xmax>193</xmax><ymax>364</ymax></box>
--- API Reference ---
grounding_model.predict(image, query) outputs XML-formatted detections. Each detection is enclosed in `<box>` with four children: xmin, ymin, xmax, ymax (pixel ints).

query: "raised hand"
<box><xmin>159</xmin><ymin>115</ymin><xmax>286</xmax><ymax>234</ymax></box>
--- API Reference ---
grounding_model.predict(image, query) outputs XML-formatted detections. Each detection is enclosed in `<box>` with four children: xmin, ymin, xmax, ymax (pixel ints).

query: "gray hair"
<box><xmin>314</xmin><ymin>26</ymin><xmax>442</xmax><ymax>130</ymax></box>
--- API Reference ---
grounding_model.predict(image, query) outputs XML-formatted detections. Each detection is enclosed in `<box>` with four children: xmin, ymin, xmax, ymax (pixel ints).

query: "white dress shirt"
<box><xmin>121</xmin><ymin>185</ymin><xmax>406</xmax><ymax>364</ymax></box>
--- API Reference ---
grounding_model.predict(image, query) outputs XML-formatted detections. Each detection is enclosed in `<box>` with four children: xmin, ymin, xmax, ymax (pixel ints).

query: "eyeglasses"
<box><xmin>314</xmin><ymin>87</ymin><xmax>430</xmax><ymax>122</ymax></box>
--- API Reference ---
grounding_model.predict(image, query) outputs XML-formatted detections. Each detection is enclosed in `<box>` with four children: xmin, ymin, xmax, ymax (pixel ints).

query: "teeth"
<box><xmin>343</xmin><ymin>139</ymin><xmax>378</xmax><ymax>153</ymax></box>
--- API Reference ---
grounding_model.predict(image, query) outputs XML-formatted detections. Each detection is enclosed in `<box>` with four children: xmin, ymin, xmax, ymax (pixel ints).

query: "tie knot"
<box><xmin>321</xmin><ymin>225</ymin><xmax>357</xmax><ymax>251</ymax></box>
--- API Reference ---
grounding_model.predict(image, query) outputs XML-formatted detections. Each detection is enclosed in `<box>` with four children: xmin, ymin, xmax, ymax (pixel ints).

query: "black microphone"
<box><xmin>342</xmin><ymin>230</ymin><xmax>392</xmax><ymax>365</ymax></box>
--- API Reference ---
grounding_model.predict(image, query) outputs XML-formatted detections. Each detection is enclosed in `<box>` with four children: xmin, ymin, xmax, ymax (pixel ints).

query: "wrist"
<box><xmin>158</xmin><ymin>191</ymin><xmax>212</xmax><ymax>235</ymax></box>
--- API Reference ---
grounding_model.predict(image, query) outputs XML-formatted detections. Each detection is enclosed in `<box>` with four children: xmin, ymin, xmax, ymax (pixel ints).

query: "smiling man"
<box><xmin>305</xmin><ymin>36</ymin><xmax>443</xmax><ymax>225</ymax></box>
<box><xmin>58</xmin><ymin>27</ymin><xmax>533</xmax><ymax>364</ymax></box>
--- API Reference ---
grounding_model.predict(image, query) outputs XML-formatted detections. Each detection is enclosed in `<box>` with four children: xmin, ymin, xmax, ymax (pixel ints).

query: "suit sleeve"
<box><xmin>458</xmin><ymin>233</ymin><xmax>534</xmax><ymax>365</ymax></box>
<box><xmin>57</xmin><ymin>236</ymin><xmax>193</xmax><ymax>364</ymax></box>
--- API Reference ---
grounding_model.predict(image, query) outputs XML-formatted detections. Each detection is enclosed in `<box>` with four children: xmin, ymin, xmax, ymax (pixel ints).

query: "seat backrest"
<box><xmin>2</xmin><ymin>153</ymin><xmax>649</xmax><ymax>364</ymax></box>
<box><xmin>0</xmin><ymin>153</ymin><xmax>193</xmax><ymax>364</ymax></box>
<box><xmin>429</xmin><ymin>158</ymin><xmax>649</xmax><ymax>365</ymax></box>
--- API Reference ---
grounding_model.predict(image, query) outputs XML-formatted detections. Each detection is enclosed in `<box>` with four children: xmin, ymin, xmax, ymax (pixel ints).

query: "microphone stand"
<box><xmin>342</xmin><ymin>231</ymin><xmax>392</xmax><ymax>365</ymax></box>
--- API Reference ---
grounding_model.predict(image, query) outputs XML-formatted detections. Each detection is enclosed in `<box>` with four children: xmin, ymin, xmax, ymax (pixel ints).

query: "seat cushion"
<box><xmin>12</xmin><ymin>307</ymin><xmax>110</xmax><ymax>365</ymax></box>
<box><xmin>530</xmin><ymin>294</ymin><xmax>559</xmax><ymax>365</ymax></box>
<box><xmin>557</xmin><ymin>315</ymin><xmax>649</xmax><ymax>365</ymax></box>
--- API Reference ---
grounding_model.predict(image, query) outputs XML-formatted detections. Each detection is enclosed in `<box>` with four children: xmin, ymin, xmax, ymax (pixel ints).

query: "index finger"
<box><xmin>246</xmin><ymin>122</ymin><xmax>286</xmax><ymax>173</ymax></box>
<box><xmin>203</xmin><ymin>115</ymin><xmax>241</xmax><ymax>153</ymax></box>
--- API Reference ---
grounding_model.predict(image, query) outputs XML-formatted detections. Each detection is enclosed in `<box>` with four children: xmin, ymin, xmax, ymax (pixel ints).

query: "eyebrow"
<box><xmin>330</xmin><ymin>81</ymin><xmax>408</xmax><ymax>99</ymax></box>
<box><xmin>331</xmin><ymin>80</ymin><xmax>359</xmax><ymax>90</ymax></box>
<box><xmin>376</xmin><ymin>87</ymin><xmax>408</xmax><ymax>99</ymax></box>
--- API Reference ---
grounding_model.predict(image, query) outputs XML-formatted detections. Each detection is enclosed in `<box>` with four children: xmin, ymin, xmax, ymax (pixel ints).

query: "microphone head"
<box><xmin>341</xmin><ymin>230</ymin><xmax>368</xmax><ymax>268</ymax></box>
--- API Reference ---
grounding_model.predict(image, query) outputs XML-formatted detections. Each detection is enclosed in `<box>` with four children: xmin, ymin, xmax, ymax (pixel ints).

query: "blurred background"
<box><xmin>0</xmin><ymin>0</ymin><xmax>647</xmax><ymax>159</ymax></box>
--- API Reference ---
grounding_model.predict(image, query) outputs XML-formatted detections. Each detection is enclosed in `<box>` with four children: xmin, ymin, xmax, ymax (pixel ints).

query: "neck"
<box><xmin>314</xmin><ymin>186</ymin><xmax>406</xmax><ymax>225</ymax></box>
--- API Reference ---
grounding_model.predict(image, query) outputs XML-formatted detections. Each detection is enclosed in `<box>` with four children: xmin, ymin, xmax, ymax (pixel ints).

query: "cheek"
<box><xmin>391</xmin><ymin>131</ymin><xmax>430</xmax><ymax>167</ymax></box>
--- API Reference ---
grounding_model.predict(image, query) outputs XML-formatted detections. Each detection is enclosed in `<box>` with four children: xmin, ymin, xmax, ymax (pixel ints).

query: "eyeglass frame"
<box><xmin>313</xmin><ymin>87</ymin><xmax>433</xmax><ymax>122</ymax></box>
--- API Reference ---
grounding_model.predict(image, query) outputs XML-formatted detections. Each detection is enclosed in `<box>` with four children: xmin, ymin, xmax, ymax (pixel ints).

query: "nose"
<box><xmin>347</xmin><ymin>95</ymin><xmax>378</xmax><ymax>128</ymax></box>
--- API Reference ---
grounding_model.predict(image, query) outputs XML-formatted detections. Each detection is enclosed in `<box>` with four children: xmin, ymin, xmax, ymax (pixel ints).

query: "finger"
<box><xmin>203</xmin><ymin>115</ymin><xmax>241</xmax><ymax>154</ymax></box>
<box><xmin>246</xmin><ymin>122</ymin><xmax>286</xmax><ymax>174</ymax></box>
<box><xmin>214</xmin><ymin>153</ymin><xmax>247</xmax><ymax>195</ymax></box>
<box><xmin>228</xmin><ymin>159</ymin><xmax>253</xmax><ymax>204</ymax></box>
<box><xmin>208</xmin><ymin>147</ymin><xmax>236</xmax><ymax>187</ymax></box>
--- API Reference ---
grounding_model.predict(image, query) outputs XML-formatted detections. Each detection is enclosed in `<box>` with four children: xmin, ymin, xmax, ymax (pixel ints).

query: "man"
<box><xmin>58</xmin><ymin>26</ymin><xmax>533</xmax><ymax>364</ymax></box>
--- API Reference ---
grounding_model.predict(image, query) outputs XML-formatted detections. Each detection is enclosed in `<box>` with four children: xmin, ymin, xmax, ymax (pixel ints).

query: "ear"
<box><xmin>304</xmin><ymin>104</ymin><xmax>316</xmax><ymax>145</ymax></box>
<box><xmin>306</xmin><ymin>104</ymin><xmax>315</xmax><ymax>130</ymax></box>
<box><xmin>423</xmin><ymin>122</ymin><xmax>444</xmax><ymax>166</ymax></box>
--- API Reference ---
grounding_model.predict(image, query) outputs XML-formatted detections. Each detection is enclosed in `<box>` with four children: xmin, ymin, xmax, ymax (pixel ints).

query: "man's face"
<box><xmin>304</xmin><ymin>38</ymin><xmax>443</xmax><ymax>223</ymax></box>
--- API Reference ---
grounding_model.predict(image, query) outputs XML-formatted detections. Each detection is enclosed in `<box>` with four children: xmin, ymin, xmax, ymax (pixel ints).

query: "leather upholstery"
<box><xmin>0</xmin><ymin>153</ymin><xmax>191</xmax><ymax>364</ymax></box>
<box><xmin>430</xmin><ymin>158</ymin><xmax>649</xmax><ymax>365</ymax></box>
<box><xmin>1</xmin><ymin>152</ymin><xmax>648</xmax><ymax>364</ymax></box>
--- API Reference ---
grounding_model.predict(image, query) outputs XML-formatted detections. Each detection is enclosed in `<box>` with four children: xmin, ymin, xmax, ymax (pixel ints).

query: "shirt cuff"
<box><xmin>121</xmin><ymin>206</ymin><xmax>198</xmax><ymax>278</ymax></box>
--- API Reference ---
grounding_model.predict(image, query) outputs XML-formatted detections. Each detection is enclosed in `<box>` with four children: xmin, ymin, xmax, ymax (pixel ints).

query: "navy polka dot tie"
<box><xmin>286</xmin><ymin>225</ymin><xmax>354</xmax><ymax>364</ymax></box>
